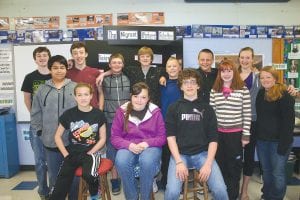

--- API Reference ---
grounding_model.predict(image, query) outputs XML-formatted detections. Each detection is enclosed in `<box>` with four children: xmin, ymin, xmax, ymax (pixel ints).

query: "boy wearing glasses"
<box><xmin>164</xmin><ymin>69</ymin><xmax>228</xmax><ymax>200</ymax></box>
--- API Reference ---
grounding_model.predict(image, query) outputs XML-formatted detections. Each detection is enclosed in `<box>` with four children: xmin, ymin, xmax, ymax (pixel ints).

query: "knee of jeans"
<box><xmin>210</xmin><ymin>184</ymin><xmax>228</xmax><ymax>198</ymax></box>
<box><xmin>115</xmin><ymin>156</ymin><xmax>128</xmax><ymax>168</ymax></box>
<box><xmin>165</xmin><ymin>184</ymin><xmax>181</xmax><ymax>199</ymax></box>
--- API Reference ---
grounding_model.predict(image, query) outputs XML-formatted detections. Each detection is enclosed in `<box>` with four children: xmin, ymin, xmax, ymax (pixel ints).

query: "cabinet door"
<box><xmin>0</xmin><ymin>117</ymin><xmax>7</xmax><ymax>176</ymax></box>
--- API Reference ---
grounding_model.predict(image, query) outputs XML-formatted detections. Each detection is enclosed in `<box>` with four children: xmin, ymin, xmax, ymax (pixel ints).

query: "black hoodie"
<box><xmin>166</xmin><ymin>98</ymin><xmax>218</xmax><ymax>155</ymax></box>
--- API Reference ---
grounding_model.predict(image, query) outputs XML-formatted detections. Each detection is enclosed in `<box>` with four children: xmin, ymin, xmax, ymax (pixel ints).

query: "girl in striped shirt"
<box><xmin>210</xmin><ymin>58</ymin><xmax>251</xmax><ymax>200</ymax></box>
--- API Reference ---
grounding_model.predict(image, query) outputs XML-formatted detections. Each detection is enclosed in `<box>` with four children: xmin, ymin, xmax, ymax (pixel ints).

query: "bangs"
<box><xmin>218</xmin><ymin>58</ymin><xmax>235</xmax><ymax>71</ymax></box>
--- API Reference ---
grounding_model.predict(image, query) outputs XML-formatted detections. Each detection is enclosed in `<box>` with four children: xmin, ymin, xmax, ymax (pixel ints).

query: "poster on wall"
<box><xmin>117</xmin><ymin>12</ymin><xmax>164</xmax><ymax>25</ymax></box>
<box><xmin>267</xmin><ymin>26</ymin><xmax>284</xmax><ymax>38</ymax></box>
<box><xmin>0</xmin><ymin>46</ymin><xmax>14</xmax><ymax>107</ymax></box>
<box><xmin>214</xmin><ymin>54</ymin><xmax>263</xmax><ymax>69</ymax></box>
<box><xmin>14</xmin><ymin>16</ymin><xmax>59</xmax><ymax>30</ymax></box>
<box><xmin>0</xmin><ymin>17</ymin><xmax>9</xmax><ymax>30</ymax></box>
<box><xmin>66</xmin><ymin>14</ymin><xmax>112</xmax><ymax>28</ymax></box>
<box><xmin>239</xmin><ymin>25</ymin><xmax>257</xmax><ymax>38</ymax></box>
<box><xmin>175</xmin><ymin>25</ymin><xmax>192</xmax><ymax>39</ymax></box>
<box><xmin>222</xmin><ymin>25</ymin><xmax>239</xmax><ymax>38</ymax></box>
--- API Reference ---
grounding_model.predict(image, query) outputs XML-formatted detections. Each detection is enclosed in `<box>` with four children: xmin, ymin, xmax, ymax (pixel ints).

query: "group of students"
<box><xmin>22</xmin><ymin>42</ymin><xmax>296</xmax><ymax>200</ymax></box>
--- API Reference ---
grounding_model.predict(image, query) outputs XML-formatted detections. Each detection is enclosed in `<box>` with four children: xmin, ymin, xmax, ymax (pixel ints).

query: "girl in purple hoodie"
<box><xmin>111</xmin><ymin>82</ymin><xmax>166</xmax><ymax>200</ymax></box>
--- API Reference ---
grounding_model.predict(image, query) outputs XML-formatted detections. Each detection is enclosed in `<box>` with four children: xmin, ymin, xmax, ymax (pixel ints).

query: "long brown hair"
<box><xmin>238</xmin><ymin>47</ymin><xmax>254</xmax><ymax>72</ymax></box>
<box><xmin>212</xmin><ymin>58</ymin><xmax>244</xmax><ymax>92</ymax></box>
<box><xmin>260</xmin><ymin>66</ymin><xmax>287</xmax><ymax>101</ymax></box>
<box><xmin>124</xmin><ymin>82</ymin><xmax>150</xmax><ymax>131</ymax></box>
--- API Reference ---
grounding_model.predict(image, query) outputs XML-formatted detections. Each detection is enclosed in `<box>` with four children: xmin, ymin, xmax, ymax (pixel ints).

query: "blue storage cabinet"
<box><xmin>0</xmin><ymin>113</ymin><xmax>19</xmax><ymax>178</ymax></box>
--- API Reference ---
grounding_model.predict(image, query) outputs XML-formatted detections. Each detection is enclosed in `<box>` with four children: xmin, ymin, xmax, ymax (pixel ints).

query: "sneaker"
<box><xmin>90</xmin><ymin>151</ymin><xmax>101</xmax><ymax>177</ymax></box>
<box><xmin>90</xmin><ymin>194</ymin><xmax>100</xmax><ymax>200</ymax></box>
<box><xmin>153</xmin><ymin>178</ymin><xmax>158</xmax><ymax>193</ymax></box>
<box><xmin>111</xmin><ymin>178</ymin><xmax>121</xmax><ymax>195</ymax></box>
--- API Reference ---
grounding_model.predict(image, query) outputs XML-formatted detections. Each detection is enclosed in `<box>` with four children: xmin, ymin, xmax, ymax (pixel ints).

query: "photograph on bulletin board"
<box><xmin>285</xmin><ymin>39</ymin><xmax>300</xmax><ymax>88</ymax></box>
<box><xmin>214</xmin><ymin>54</ymin><xmax>263</xmax><ymax>70</ymax></box>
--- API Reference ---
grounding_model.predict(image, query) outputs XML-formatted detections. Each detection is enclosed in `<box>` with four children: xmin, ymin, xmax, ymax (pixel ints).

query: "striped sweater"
<box><xmin>210</xmin><ymin>86</ymin><xmax>251</xmax><ymax>136</ymax></box>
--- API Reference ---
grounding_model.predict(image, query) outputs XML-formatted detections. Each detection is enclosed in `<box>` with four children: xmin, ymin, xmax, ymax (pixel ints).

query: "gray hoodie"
<box><xmin>31</xmin><ymin>78</ymin><xmax>77</xmax><ymax>148</ymax></box>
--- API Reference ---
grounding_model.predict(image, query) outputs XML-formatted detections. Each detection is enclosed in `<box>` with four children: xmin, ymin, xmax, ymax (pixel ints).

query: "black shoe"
<box><xmin>111</xmin><ymin>178</ymin><xmax>121</xmax><ymax>195</ymax></box>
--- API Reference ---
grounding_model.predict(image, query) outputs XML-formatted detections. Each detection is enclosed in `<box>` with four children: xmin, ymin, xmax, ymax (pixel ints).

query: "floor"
<box><xmin>0</xmin><ymin>169</ymin><xmax>299</xmax><ymax>200</ymax></box>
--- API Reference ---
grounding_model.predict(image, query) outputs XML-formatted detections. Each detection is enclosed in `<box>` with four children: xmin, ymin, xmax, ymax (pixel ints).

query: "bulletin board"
<box><xmin>183</xmin><ymin>38</ymin><xmax>272</xmax><ymax>68</ymax></box>
<box><xmin>14</xmin><ymin>43</ymin><xmax>72</xmax><ymax>122</ymax></box>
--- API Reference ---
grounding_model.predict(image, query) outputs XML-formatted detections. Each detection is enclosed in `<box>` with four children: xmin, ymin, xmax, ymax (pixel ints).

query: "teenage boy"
<box><xmin>98</xmin><ymin>46</ymin><xmax>163</xmax><ymax>106</ymax></box>
<box><xmin>31</xmin><ymin>55</ymin><xmax>77</xmax><ymax>194</ymax></box>
<box><xmin>67</xmin><ymin>42</ymin><xmax>102</xmax><ymax>109</ymax></box>
<box><xmin>164</xmin><ymin>69</ymin><xmax>228</xmax><ymax>200</ymax></box>
<box><xmin>21</xmin><ymin>46</ymin><xmax>51</xmax><ymax>200</ymax></box>
<box><xmin>158</xmin><ymin>57</ymin><xmax>182</xmax><ymax>190</ymax></box>
<box><xmin>98</xmin><ymin>53</ymin><xmax>130</xmax><ymax>195</ymax></box>
<box><xmin>160</xmin><ymin>49</ymin><xmax>217</xmax><ymax>104</ymax></box>
<box><xmin>196</xmin><ymin>48</ymin><xmax>218</xmax><ymax>104</ymax></box>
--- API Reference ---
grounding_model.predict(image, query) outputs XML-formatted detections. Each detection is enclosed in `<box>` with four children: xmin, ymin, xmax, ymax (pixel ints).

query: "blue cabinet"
<box><xmin>0</xmin><ymin>113</ymin><xmax>19</xmax><ymax>178</ymax></box>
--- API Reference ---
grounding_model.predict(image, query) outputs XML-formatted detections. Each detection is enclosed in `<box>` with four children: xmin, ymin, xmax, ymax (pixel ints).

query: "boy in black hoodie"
<box><xmin>164</xmin><ymin>68</ymin><xmax>228</xmax><ymax>200</ymax></box>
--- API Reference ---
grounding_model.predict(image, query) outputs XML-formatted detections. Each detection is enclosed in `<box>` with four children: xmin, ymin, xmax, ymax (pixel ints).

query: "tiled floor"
<box><xmin>0</xmin><ymin>170</ymin><xmax>299</xmax><ymax>200</ymax></box>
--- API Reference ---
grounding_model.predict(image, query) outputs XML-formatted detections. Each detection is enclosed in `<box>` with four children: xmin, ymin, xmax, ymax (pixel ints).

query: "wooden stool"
<box><xmin>75</xmin><ymin>158</ymin><xmax>113</xmax><ymax>200</ymax></box>
<box><xmin>182</xmin><ymin>169</ymin><xmax>209</xmax><ymax>200</ymax></box>
<box><xmin>75</xmin><ymin>167</ymin><xmax>89</xmax><ymax>200</ymax></box>
<box><xmin>98</xmin><ymin>158</ymin><xmax>113</xmax><ymax>200</ymax></box>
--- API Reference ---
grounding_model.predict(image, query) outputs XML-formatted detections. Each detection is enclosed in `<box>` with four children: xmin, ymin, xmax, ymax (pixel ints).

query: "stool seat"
<box><xmin>75</xmin><ymin>158</ymin><xmax>113</xmax><ymax>177</ymax></box>
<box><xmin>75</xmin><ymin>167</ymin><xmax>83</xmax><ymax>177</ymax></box>
<box><xmin>98</xmin><ymin>158</ymin><xmax>113</xmax><ymax>175</ymax></box>
<box><xmin>75</xmin><ymin>158</ymin><xmax>113</xmax><ymax>200</ymax></box>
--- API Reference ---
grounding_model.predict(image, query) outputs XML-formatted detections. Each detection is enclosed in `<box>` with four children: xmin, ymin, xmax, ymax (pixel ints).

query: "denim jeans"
<box><xmin>257</xmin><ymin>140</ymin><xmax>291</xmax><ymax>200</ymax></box>
<box><xmin>115</xmin><ymin>147</ymin><xmax>162</xmax><ymax>200</ymax></box>
<box><xmin>106</xmin><ymin>123</ymin><xmax>117</xmax><ymax>163</ymax></box>
<box><xmin>29</xmin><ymin>127</ymin><xmax>49</xmax><ymax>196</ymax></box>
<box><xmin>165</xmin><ymin>151</ymin><xmax>228</xmax><ymax>200</ymax></box>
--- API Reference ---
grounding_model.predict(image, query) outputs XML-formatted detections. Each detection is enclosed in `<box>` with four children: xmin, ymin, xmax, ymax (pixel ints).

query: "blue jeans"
<box><xmin>29</xmin><ymin>128</ymin><xmax>49</xmax><ymax>196</ymax></box>
<box><xmin>115</xmin><ymin>147</ymin><xmax>162</xmax><ymax>200</ymax></box>
<box><xmin>165</xmin><ymin>151</ymin><xmax>228</xmax><ymax>200</ymax></box>
<box><xmin>106</xmin><ymin>123</ymin><xmax>117</xmax><ymax>163</ymax></box>
<box><xmin>257</xmin><ymin>140</ymin><xmax>291</xmax><ymax>200</ymax></box>
<box><xmin>44</xmin><ymin>148</ymin><xmax>64</xmax><ymax>192</ymax></box>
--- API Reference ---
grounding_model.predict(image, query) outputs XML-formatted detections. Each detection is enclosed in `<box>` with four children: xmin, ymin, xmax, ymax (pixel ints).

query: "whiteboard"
<box><xmin>14</xmin><ymin>43</ymin><xmax>72</xmax><ymax>122</ymax></box>
<box><xmin>183</xmin><ymin>38</ymin><xmax>272</xmax><ymax>68</ymax></box>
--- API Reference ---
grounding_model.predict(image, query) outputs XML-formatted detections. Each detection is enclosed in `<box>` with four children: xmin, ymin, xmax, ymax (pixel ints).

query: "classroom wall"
<box><xmin>1</xmin><ymin>0</ymin><xmax>299</xmax><ymax>165</ymax></box>
<box><xmin>0</xmin><ymin>0</ymin><xmax>300</xmax><ymax>29</ymax></box>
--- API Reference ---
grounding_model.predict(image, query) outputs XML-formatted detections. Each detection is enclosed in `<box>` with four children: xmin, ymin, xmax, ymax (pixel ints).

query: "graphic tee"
<box><xmin>21</xmin><ymin>70</ymin><xmax>51</xmax><ymax>97</ymax></box>
<box><xmin>59</xmin><ymin>106</ymin><xmax>106</xmax><ymax>153</ymax></box>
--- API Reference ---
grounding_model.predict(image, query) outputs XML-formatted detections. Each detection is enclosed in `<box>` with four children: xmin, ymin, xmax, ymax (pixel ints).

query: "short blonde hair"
<box><xmin>138</xmin><ymin>46</ymin><xmax>153</xmax><ymax>61</ymax></box>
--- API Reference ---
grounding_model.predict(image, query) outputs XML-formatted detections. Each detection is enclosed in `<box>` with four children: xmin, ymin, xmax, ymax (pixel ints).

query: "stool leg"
<box><xmin>183</xmin><ymin>177</ymin><xmax>188</xmax><ymax>200</ymax></box>
<box><xmin>103</xmin><ymin>174</ymin><xmax>111</xmax><ymax>200</ymax></box>
<box><xmin>203</xmin><ymin>183</ymin><xmax>209</xmax><ymax>200</ymax></box>
<box><xmin>193</xmin><ymin>170</ymin><xmax>198</xmax><ymax>200</ymax></box>
<box><xmin>151</xmin><ymin>191</ymin><xmax>155</xmax><ymax>200</ymax></box>
<box><xmin>100</xmin><ymin>175</ymin><xmax>106</xmax><ymax>200</ymax></box>
<box><xmin>83</xmin><ymin>179</ymin><xmax>88</xmax><ymax>200</ymax></box>
<box><xmin>78</xmin><ymin>177</ymin><xmax>83</xmax><ymax>200</ymax></box>
<box><xmin>99</xmin><ymin>174</ymin><xmax>112</xmax><ymax>200</ymax></box>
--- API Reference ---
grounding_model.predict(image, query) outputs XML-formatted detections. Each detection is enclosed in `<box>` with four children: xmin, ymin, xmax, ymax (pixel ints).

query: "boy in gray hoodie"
<box><xmin>31</xmin><ymin>55</ymin><xmax>77</xmax><ymax>193</ymax></box>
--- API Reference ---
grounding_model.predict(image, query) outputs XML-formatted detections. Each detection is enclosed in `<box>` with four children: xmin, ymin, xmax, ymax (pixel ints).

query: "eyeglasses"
<box><xmin>182</xmin><ymin>80</ymin><xmax>197</xmax><ymax>86</ymax></box>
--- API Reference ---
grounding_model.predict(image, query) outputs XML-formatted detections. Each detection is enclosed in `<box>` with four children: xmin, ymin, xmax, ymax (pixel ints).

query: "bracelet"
<box><xmin>176</xmin><ymin>161</ymin><xmax>183</xmax><ymax>165</ymax></box>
